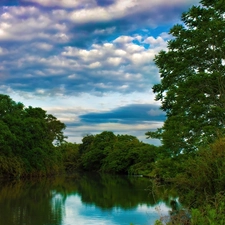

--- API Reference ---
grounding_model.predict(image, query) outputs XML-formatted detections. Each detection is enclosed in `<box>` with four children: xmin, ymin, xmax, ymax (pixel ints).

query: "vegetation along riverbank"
<box><xmin>1</xmin><ymin>0</ymin><xmax>225</xmax><ymax>224</ymax></box>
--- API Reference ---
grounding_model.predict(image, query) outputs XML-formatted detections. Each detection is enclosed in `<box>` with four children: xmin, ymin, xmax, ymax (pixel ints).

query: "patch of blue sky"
<box><xmin>62</xmin><ymin>194</ymin><xmax>169</xmax><ymax>225</ymax></box>
<box><xmin>0</xmin><ymin>0</ymin><xmax>200</xmax><ymax>143</ymax></box>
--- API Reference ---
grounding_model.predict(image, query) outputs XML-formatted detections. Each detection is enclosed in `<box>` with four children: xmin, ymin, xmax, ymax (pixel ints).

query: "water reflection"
<box><xmin>0</xmin><ymin>173</ymin><xmax>172</xmax><ymax>225</ymax></box>
<box><xmin>0</xmin><ymin>178</ymin><xmax>64</xmax><ymax>225</ymax></box>
<box><xmin>77</xmin><ymin>173</ymin><xmax>155</xmax><ymax>209</ymax></box>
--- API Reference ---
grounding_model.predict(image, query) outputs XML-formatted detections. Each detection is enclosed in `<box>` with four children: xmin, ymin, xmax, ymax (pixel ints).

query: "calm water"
<box><xmin>0</xmin><ymin>173</ymin><xmax>172</xmax><ymax>225</ymax></box>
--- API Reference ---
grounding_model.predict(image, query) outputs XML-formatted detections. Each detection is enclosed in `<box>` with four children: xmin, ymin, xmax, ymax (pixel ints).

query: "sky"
<box><xmin>0</xmin><ymin>0</ymin><xmax>200</xmax><ymax>144</ymax></box>
<box><xmin>61</xmin><ymin>194</ymin><xmax>170</xmax><ymax>225</ymax></box>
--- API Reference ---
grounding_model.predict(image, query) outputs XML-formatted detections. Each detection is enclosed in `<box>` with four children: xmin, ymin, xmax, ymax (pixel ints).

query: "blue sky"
<box><xmin>0</xmin><ymin>0</ymin><xmax>199</xmax><ymax>144</ymax></box>
<box><xmin>61</xmin><ymin>194</ymin><xmax>170</xmax><ymax>225</ymax></box>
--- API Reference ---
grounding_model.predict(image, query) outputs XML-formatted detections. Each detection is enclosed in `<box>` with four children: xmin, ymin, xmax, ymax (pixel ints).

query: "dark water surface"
<box><xmin>0</xmin><ymin>173</ymin><xmax>171</xmax><ymax>225</ymax></box>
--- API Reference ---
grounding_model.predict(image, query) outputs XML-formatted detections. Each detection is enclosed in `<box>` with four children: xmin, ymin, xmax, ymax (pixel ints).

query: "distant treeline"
<box><xmin>2</xmin><ymin>94</ymin><xmax>225</xmax><ymax>224</ymax></box>
<box><xmin>0</xmin><ymin>94</ymin><xmax>160</xmax><ymax>178</ymax></box>
<box><xmin>61</xmin><ymin>131</ymin><xmax>159</xmax><ymax>175</ymax></box>
<box><xmin>1</xmin><ymin>0</ymin><xmax>225</xmax><ymax>223</ymax></box>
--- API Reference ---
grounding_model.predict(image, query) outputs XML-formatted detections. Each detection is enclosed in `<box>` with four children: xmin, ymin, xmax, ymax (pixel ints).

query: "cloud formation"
<box><xmin>0</xmin><ymin>0</ymin><xmax>199</xmax><ymax>143</ymax></box>
<box><xmin>80</xmin><ymin>104</ymin><xmax>165</xmax><ymax>124</ymax></box>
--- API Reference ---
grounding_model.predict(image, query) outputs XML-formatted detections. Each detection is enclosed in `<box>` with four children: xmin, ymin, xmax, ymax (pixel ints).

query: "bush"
<box><xmin>0</xmin><ymin>155</ymin><xmax>24</xmax><ymax>178</ymax></box>
<box><xmin>173</xmin><ymin>138</ymin><xmax>225</xmax><ymax>207</ymax></box>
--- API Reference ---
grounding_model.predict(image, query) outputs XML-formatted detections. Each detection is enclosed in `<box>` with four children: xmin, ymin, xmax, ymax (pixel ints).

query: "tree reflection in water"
<box><xmin>0</xmin><ymin>173</ymin><xmax>175</xmax><ymax>225</ymax></box>
<box><xmin>0</xmin><ymin>177</ymin><xmax>65</xmax><ymax>225</ymax></box>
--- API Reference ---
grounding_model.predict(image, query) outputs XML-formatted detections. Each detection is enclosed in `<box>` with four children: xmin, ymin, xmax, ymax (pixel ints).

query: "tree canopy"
<box><xmin>79</xmin><ymin>131</ymin><xmax>158</xmax><ymax>174</ymax></box>
<box><xmin>0</xmin><ymin>94</ymin><xmax>66</xmax><ymax>176</ymax></box>
<box><xmin>146</xmin><ymin>0</ymin><xmax>225</xmax><ymax>155</ymax></box>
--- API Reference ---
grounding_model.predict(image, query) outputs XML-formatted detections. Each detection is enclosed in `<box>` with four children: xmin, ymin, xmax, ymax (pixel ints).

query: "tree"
<box><xmin>101</xmin><ymin>134</ymin><xmax>143</xmax><ymax>174</ymax></box>
<box><xmin>80</xmin><ymin>131</ymin><xmax>117</xmax><ymax>171</ymax></box>
<box><xmin>79</xmin><ymin>134</ymin><xmax>95</xmax><ymax>155</ymax></box>
<box><xmin>57</xmin><ymin>142</ymin><xmax>80</xmax><ymax>171</ymax></box>
<box><xmin>146</xmin><ymin>0</ymin><xmax>225</xmax><ymax>155</ymax></box>
<box><xmin>0</xmin><ymin>120</ymin><xmax>16</xmax><ymax>156</ymax></box>
<box><xmin>0</xmin><ymin>94</ymin><xmax>67</xmax><ymax>175</ymax></box>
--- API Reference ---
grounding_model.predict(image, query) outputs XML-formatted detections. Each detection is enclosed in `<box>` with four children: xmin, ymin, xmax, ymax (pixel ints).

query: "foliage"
<box><xmin>151</xmin><ymin>156</ymin><xmax>185</xmax><ymax>180</ymax></box>
<box><xmin>154</xmin><ymin>220</ymin><xmax>164</xmax><ymax>225</ymax></box>
<box><xmin>101</xmin><ymin>135</ymin><xmax>140</xmax><ymax>173</ymax></box>
<box><xmin>154</xmin><ymin>192</ymin><xmax>225</xmax><ymax>225</ymax></box>
<box><xmin>151</xmin><ymin>138</ymin><xmax>225</xmax><ymax>224</ymax></box>
<box><xmin>78</xmin><ymin>131</ymin><xmax>160</xmax><ymax>174</ymax></box>
<box><xmin>58</xmin><ymin>142</ymin><xmax>80</xmax><ymax>171</ymax></box>
<box><xmin>0</xmin><ymin>94</ymin><xmax>67</xmax><ymax>177</ymax></box>
<box><xmin>0</xmin><ymin>155</ymin><xmax>24</xmax><ymax>178</ymax></box>
<box><xmin>146</xmin><ymin>1</ymin><xmax>225</xmax><ymax>224</ymax></box>
<box><xmin>190</xmin><ymin>192</ymin><xmax>225</xmax><ymax>225</ymax></box>
<box><xmin>128</xmin><ymin>144</ymin><xmax>158</xmax><ymax>175</ymax></box>
<box><xmin>146</xmin><ymin>0</ymin><xmax>225</xmax><ymax>155</ymax></box>
<box><xmin>0</xmin><ymin>95</ymin><xmax>161</xmax><ymax>177</ymax></box>
<box><xmin>78</xmin><ymin>134</ymin><xmax>95</xmax><ymax>155</ymax></box>
<box><xmin>172</xmin><ymin>138</ymin><xmax>225</xmax><ymax>207</ymax></box>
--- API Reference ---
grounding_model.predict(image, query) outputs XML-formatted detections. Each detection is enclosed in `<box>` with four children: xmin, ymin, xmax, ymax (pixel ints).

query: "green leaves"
<box><xmin>149</xmin><ymin>1</ymin><xmax>225</xmax><ymax>154</ymax></box>
<box><xmin>79</xmin><ymin>131</ymin><xmax>160</xmax><ymax>175</ymax></box>
<box><xmin>0</xmin><ymin>94</ymin><xmax>67</xmax><ymax>177</ymax></box>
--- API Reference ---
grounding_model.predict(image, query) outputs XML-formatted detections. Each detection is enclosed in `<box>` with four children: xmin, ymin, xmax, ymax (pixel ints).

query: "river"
<box><xmin>0</xmin><ymin>173</ymin><xmax>172</xmax><ymax>225</ymax></box>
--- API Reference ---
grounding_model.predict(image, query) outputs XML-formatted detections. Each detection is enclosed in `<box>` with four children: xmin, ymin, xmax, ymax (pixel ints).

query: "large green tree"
<box><xmin>79</xmin><ymin>131</ymin><xmax>160</xmax><ymax>175</ymax></box>
<box><xmin>80</xmin><ymin>131</ymin><xmax>117</xmax><ymax>171</ymax></box>
<box><xmin>0</xmin><ymin>94</ymin><xmax>66</xmax><ymax>175</ymax></box>
<box><xmin>146</xmin><ymin>0</ymin><xmax>225</xmax><ymax>155</ymax></box>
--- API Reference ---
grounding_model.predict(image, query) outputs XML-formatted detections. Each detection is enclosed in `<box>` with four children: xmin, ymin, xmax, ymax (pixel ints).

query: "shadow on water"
<box><xmin>0</xmin><ymin>177</ymin><xmax>65</xmax><ymax>225</ymax></box>
<box><xmin>0</xmin><ymin>173</ymin><xmax>178</xmax><ymax>225</ymax></box>
<box><xmin>76</xmin><ymin>173</ymin><xmax>156</xmax><ymax>209</ymax></box>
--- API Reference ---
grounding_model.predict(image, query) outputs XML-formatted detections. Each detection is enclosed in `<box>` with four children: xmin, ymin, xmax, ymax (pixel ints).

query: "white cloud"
<box><xmin>0</xmin><ymin>0</ymin><xmax>200</xmax><ymax>143</ymax></box>
<box><xmin>144</xmin><ymin>36</ymin><xmax>165</xmax><ymax>46</ymax></box>
<box><xmin>60</xmin><ymin>32</ymin><xmax>167</xmax><ymax>76</ymax></box>
<box><xmin>88</xmin><ymin>61</ymin><xmax>101</xmax><ymax>68</ymax></box>
<box><xmin>0</xmin><ymin>6</ymin><xmax>69</xmax><ymax>42</ymax></box>
<box><xmin>23</xmin><ymin>0</ymin><xmax>88</xmax><ymax>8</ymax></box>
<box><xmin>106</xmin><ymin>57</ymin><xmax>122</xmax><ymax>66</ymax></box>
<box><xmin>9</xmin><ymin>6</ymin><xmax>39</xmax><ymax>16</ymax></box>
<box><xmin>34</xmin><ymin>42</ymin><xmax>53</xmax><ymax>50</ymax></box>
<box><xmin>66</xmin><ymin>0</ymin><xmax>199</xmax><ymax>25</ymax></box>
<box><xmin>113</xmin><ymin>36</ymin><xmax>134</xmax><ymax>44</ymax></box>
<box><xmin>70</xmin><ymin>7</ymin><xmax>111</xmax><ymax>23</ymax></box>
